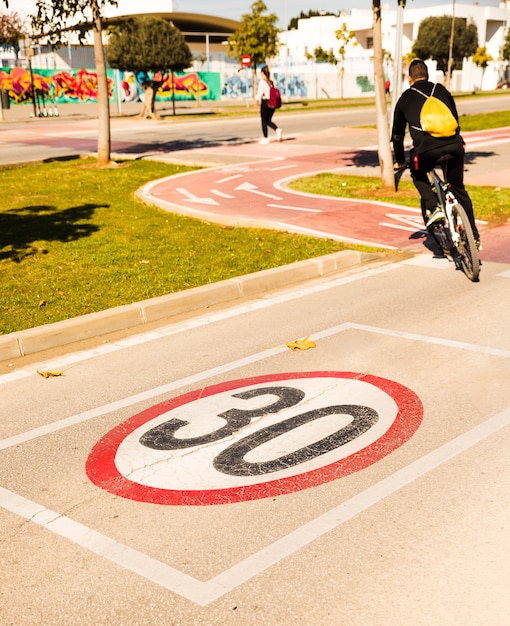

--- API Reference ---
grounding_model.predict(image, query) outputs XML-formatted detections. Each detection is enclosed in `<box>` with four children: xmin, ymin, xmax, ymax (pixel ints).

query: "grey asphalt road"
<box><xmin>1</xmin><ymin>96</ymin><xmax>510</xmax><ymax>625</ymax></box>
<box><xmin>1</xmin><ymin>250</ymin><xmax>510</xmax><ymax>624</ymax></box>
<box><xmin>1</xmin><ymin>93</ymin><xmax>510</xmax><ymax>165</ymax></box>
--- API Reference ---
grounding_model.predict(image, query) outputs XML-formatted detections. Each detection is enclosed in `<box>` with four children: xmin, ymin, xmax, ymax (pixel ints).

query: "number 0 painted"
<box><xmin>86</xmin><ymin>372</ymin><xmax>423</xmax><ymax>505</ymax></box>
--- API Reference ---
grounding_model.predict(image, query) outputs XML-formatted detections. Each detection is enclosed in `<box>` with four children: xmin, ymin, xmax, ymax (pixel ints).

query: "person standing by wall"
<box><xmin>256</xmin><ymin>65</ymin><xmax>282</xmax><ymax>144</ymax></box>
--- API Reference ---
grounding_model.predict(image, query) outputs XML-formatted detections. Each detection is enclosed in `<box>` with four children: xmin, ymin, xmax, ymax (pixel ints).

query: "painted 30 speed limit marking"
<box><xmin>86</xmin><ymin>372</ymin><xmax>423</xmax><ymax>505</ymax></box>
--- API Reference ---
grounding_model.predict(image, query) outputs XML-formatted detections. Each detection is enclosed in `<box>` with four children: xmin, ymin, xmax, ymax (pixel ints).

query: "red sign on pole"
<box><xmin>242</xmin><ymin>54</ymin><xmax>251</xmax><ymax>67</ymax></box>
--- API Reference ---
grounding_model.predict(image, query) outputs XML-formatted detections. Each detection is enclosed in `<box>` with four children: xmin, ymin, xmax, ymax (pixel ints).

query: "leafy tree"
<box><xmin>30</xmin><ymin>0</ymin><xmax>119</xmax><ymax>166</ymax></box>
<box><xmin>335</xmin><ymin>22</ymin><xmax>357</xmax><ymax>100</ymax></box>
<box><xmin>372</xmin><ymin>0</ymin><xmax>394</xmax><ymax>191</ymax></box>
<box><xmin>0</xmin><ymin>10</ymin><xmax>27</xmax><ymax>61</ymax></box>
<box><xmin>106</xmin><ymin>17</ymin><xmax>192</xmax><ymax>119</ymax></box>
<box><xmin>227</xmin><ymin>0</ymin><xmax>279</xmax><ymax>99</ymax></box>
<box><xmin>288</xmin><ymin>9</ymin><xmax>337</xmax><ymax>30</ymax></box>
<box><xmin>306</xmin><ymin>46</ymin><xmax>337</xmax><ymax>65</ymax></box>
<box><xmin>412</xmin><ymin>15</ymin><xmax>478</xmax><ymax>76</ymax></box>
<box><xmin>472</xmin><ymin>46</ymin><xmax>493</xmax><ymax>90</ymax></box>
<box><xmin>502</xmin><ymin>29</ymin><xmax>510</xmax><ymax>62</ymax></box>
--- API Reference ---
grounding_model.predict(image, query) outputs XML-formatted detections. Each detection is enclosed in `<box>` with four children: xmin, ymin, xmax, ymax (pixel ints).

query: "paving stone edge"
<box><xmin>0</xmin><ymin>250</ymin><xmax>380</xmax><ymax>361</ymax></box>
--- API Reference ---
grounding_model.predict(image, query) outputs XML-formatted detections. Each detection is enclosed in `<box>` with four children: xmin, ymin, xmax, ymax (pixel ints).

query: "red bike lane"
<box><xmin>141</xmin><ymin>126</ymin><xmax>510</xmax><ymax>262</ymax></box>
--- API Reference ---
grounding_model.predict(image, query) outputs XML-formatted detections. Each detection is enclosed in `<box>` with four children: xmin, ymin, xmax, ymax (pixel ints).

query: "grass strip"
<box><xmin>0</xmin><ymin>158</ymin><xmax>378</xmax><ymax>335</ymax></box>
<box><xmin>288</xmin><ymin>172</ymin><xmax>510</xmax><ymax>226</ymax></box>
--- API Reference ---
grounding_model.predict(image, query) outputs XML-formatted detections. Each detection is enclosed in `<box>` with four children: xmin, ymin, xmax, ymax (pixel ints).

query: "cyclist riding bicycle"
<box><xmin>391</xmin><ymin>58</ymin><xmax>480</xmax><ymax>247</ymax></box>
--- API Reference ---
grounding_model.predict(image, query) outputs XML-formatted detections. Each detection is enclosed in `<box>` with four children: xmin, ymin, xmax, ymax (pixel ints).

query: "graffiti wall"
<box><xmin>0</xmin><ymin>67</ymin><xmax>115</xmax><ymax>105</ymax></box>
<box><xmin>118</xmin><ymin>70</ymin><xmax>221</xmax><ymax>103</ymax></box>
<box><xmin>221</xmin><ymin>70</ymin><xmax>307</xmax><ymax>99</ymax></box>
<box><xmin>0</xmin><ymin>67</ymin><xmax>222</xmax><ymax>106</ymax></box>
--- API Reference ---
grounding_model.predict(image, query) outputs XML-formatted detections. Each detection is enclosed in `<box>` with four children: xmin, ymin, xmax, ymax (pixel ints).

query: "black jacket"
<box><xmin>391</xmin><ymin>80</ymin><xmax>463</xmax><ymax>164</ymax></box>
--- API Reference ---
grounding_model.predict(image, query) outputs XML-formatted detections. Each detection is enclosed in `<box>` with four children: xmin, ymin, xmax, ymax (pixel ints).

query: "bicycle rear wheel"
<box><xmin>450</xmin><ymin>203</ymin><xmax>480</xmax><ymax>282</ymax></box>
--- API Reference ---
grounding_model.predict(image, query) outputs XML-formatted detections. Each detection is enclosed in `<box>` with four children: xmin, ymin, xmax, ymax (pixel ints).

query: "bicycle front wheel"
<box><xmin>450</xmin><ymin>203</ymin><xmax>480</xmax><ymax>282</ymax></box>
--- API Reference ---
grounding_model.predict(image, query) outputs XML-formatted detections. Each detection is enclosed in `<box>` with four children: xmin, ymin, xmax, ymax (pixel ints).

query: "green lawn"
<box><xmin>288</xmin><ymin>173</ymin><xmax>510</xmax><ymax>226</ymax></box>
<box><xmin>2</xmin><ymin>107</ymin><xmax>508</xmax><ymax>336</ymax></box>
<box><xmin>0</xmin><ymin>158</ymin><xmax>376</xmax><ymax>335</ymax></box>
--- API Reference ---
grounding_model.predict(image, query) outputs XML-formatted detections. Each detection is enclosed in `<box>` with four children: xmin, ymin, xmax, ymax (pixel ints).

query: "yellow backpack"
<box><xmin>411</xmin><ymin>83</ymin><xmax>459</xmax><ymax>138</ymax></box>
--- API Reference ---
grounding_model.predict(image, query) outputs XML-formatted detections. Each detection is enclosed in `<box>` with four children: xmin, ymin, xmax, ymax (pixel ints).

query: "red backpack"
<box><xmin>268</xmin><ymin>85</ymin><xmax>282</xmax><ymax>109</ymax></box>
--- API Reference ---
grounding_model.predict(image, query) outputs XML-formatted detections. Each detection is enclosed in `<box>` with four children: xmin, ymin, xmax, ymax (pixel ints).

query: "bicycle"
<box><xmin>426</xmin><ymin>154</ymin><xmax>480</xmax><ymax>282</ymax></box>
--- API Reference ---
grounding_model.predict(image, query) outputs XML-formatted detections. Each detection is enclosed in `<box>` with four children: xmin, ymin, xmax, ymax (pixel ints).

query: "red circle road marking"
<box><xmin>86</xmin><ymin>372</ymin><xmax>423</xmax><ymax>505</ymax></box>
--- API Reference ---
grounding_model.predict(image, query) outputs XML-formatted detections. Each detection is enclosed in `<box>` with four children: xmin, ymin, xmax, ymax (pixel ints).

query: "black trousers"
<box><xmin>410</xmin><ymin>142</ymin><xmax>479</xmax><ymax>239</ymax></box>
<box><xmin>260</xmin><ymin>99</ymin><xmax>278</xmax><ymax>137</ymax></box>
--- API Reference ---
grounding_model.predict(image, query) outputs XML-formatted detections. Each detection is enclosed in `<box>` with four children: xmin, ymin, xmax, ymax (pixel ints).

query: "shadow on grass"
<box><xmin>0</xmin><ymin>203</ymin><xmax>106</xmax><ymax>263</ymax></box>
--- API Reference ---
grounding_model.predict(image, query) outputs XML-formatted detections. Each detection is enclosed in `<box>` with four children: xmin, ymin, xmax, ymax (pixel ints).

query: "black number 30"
<box><xmin>140</xmin><ymin>386</ymin><xmax>378</xmax><ymax>476</ymax></box>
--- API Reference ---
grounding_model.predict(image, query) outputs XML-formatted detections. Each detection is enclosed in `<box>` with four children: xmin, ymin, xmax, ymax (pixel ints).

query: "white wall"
<box><xmin>278</xmin><ymin>2</ymin><xmax>509</xmax><ymax>97</ymax></box>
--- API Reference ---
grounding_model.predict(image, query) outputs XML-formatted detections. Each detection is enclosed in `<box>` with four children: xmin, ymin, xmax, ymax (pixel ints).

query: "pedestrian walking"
<box><xmin>256</xmin><ymin>65</ymin><xmax>282</xmax><ymax>144</ymax></box>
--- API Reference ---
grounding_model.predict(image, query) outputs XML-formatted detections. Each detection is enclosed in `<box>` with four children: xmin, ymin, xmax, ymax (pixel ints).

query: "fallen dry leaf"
<box><xmin>286</xmin><ymin>336</ymin><xmax>316</xmax><ymax>351</ymax></box>
<box><xmin>37</xmin><ymin>370</ymin><xmax>64</xmax><ymax>378</ymax></box>
<box><xmin>38</xmin><ymin>300</ymin><xmax>47</xmax><ymax>307</ymax></box>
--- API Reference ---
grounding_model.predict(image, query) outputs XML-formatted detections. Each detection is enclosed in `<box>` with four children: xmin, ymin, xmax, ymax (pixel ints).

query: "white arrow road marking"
<box><xmin>380</xmin><ymin>222</ymin><xmax>425</xmax><ymax>233</ymax></box>
<box><xmin>235</xmin><ymin>182</ymin><xmax>283</xmax><ymax>200</ymax></box>
<box><xmin>268</xmin><ymin>203</ymin><xmax>322</xmax><ymax>213</ymax></box>
<box><xmin>211</xmin><ymin>190</ymin><xmax>235</xmax><ymax>199</ymax></box>
<box><xmin>176</xmin><ymin>187</ymin><xmax>219</xmax><ymax>206</ymax></box>
<box><xmin>380</xmin><ymin>212</ymin><xmax>424</xmax><ymax>232</ymax></box>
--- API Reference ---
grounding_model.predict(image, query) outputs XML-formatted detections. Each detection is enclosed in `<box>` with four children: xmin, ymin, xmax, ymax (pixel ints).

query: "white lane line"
<box><xmin>207</xmin><ymin>405</ymin><xmax>510</xmax><ymax>604</ymax></box>
<box><xmin>211</xmin><ymin>189</ymin><xmax>235</xmax><ymax>199</ymax></box>
<box><xmin>3</xmin><ymin>317</ymin><xmax>510</xmax><ymax>450</ymax></box>
<box><xmin>498</xmin><ymin>269</ymin><xmax>510</xmax><ymax>278</ymax></box>
<box><xmin>348</xmin><ymin>322</ymin><xmax>510</xmax><ymax>359</ymax></box>
<box><xmin>0</xmin><ymin>344</ymin><xmax>286</xmax><ymax>451</ymax></box>
<box><xmin>267</xmin><ymin>164</ymin><xmax>298</xmax><ymax>171</ymax></box>
<box><xmin>1</xmin><ymin>406</ymin><xmax>509</xmax><ymax>606</ymax></box>
<box><xmin>267</xmin><ymin>203</ymin><xmax>322</xmax><ymax>213</ymax></box>
<box><xmin>0</xmin><ymin>263</ymin><xmax>398</xmax><ymax>386</ymax></box>
<box><xmin>216</xmin><ymin>174</ymin><xmax>243</xmax><ymax>183</ymax></box>
<box><xmin>0</xmin><ymin>487</ymin><xmax>208</xmax><ymax>604</ymax></box>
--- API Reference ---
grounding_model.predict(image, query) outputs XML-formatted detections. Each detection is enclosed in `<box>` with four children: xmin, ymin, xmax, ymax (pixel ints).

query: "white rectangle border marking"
<box><xmin>1</xmin><ymin>322</ymin><xmax>510</xmax><ymax>605</ymax></box>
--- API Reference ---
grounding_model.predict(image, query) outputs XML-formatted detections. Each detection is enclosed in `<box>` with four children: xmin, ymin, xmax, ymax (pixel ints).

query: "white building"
<box><xmin>277</xmin><ymin>2</ymin><xmax>510</xmax><ymax>97</ymax></box>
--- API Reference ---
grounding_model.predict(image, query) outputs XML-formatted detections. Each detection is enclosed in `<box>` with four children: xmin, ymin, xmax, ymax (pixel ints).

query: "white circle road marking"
<box><xmin>86</xmin><ymin>372</ymin><xmax>423</xmax><ymax>505</ymax></box>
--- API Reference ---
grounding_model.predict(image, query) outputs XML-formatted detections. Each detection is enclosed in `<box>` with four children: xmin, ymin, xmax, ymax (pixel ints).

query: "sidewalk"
<box><xmin>0</xmin><ymin>98</ymin><xmax>260</xmax><ymax>123</ymax></box>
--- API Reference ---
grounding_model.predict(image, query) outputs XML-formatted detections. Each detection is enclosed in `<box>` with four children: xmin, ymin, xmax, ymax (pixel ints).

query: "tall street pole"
<box><xmin>446</xmin><ymin>0</ymin><xmax>456</xmax><ymax>90</ymax></box>
<box><xmin>391</xmin><ymin>1</ymin><xmax>405</xmax><ymax>118</ymax></box>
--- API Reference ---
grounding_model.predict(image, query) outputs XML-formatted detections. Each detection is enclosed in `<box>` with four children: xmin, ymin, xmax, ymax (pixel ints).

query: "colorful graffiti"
<box><xmin>0</xmin><ymin>67</ymin><xmax>221</xmax><ymax>106</ymax></box>
<box><xmin>221</xmin><ymin>71</ymin><xmax>307</xmax><ymax>99</ymax></box>
<box><xmin>0</xmin><ymin>67</ymin><xmax>114</xmax><ymax>105</ymax></box>
<box><xmin>117</xmin><ymin>71</ymin><xmax>220</xmax><ymax>103</ymax></box>
<box><xmin>356</xmin><ymin>76</ymin><xmax>374</xmax><ymax>93</ymax></box>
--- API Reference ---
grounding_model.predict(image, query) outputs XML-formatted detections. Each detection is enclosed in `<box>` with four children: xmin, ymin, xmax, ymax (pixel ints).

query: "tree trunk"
<box><xmin>373</xmin><ymin>0</ymin><xmax>395</xmax><ymax>191</ymax></box>
<box><xmin>92</xmin><ymin>1</ymin><xmax>111</xmax><ymax>166</ymax></box>
<box><xmin>140</xmin><ymin>84</ymin><xmax>159</xmax><ymax>119</ymax></box>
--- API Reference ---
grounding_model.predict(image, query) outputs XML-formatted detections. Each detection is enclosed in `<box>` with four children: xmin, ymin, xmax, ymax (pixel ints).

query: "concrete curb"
<box><xmin>0</xmin><ymin>249</ymin><xmax>380</xmax><ymax>361</ymax></box>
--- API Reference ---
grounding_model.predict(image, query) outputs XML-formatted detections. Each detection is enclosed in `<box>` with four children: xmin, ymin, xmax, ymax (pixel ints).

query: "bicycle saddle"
<box><xmin>434</xmin><ymin>154</ymin><xmax>454</xmax><ymax>167</ymax></box>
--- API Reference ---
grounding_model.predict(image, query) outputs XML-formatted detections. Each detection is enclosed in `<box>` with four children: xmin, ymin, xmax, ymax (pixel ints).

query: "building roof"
<box><xmin>104</xmin><ymin>12</ymin><xmax>240</xmax><ymax>38</ymax></box>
